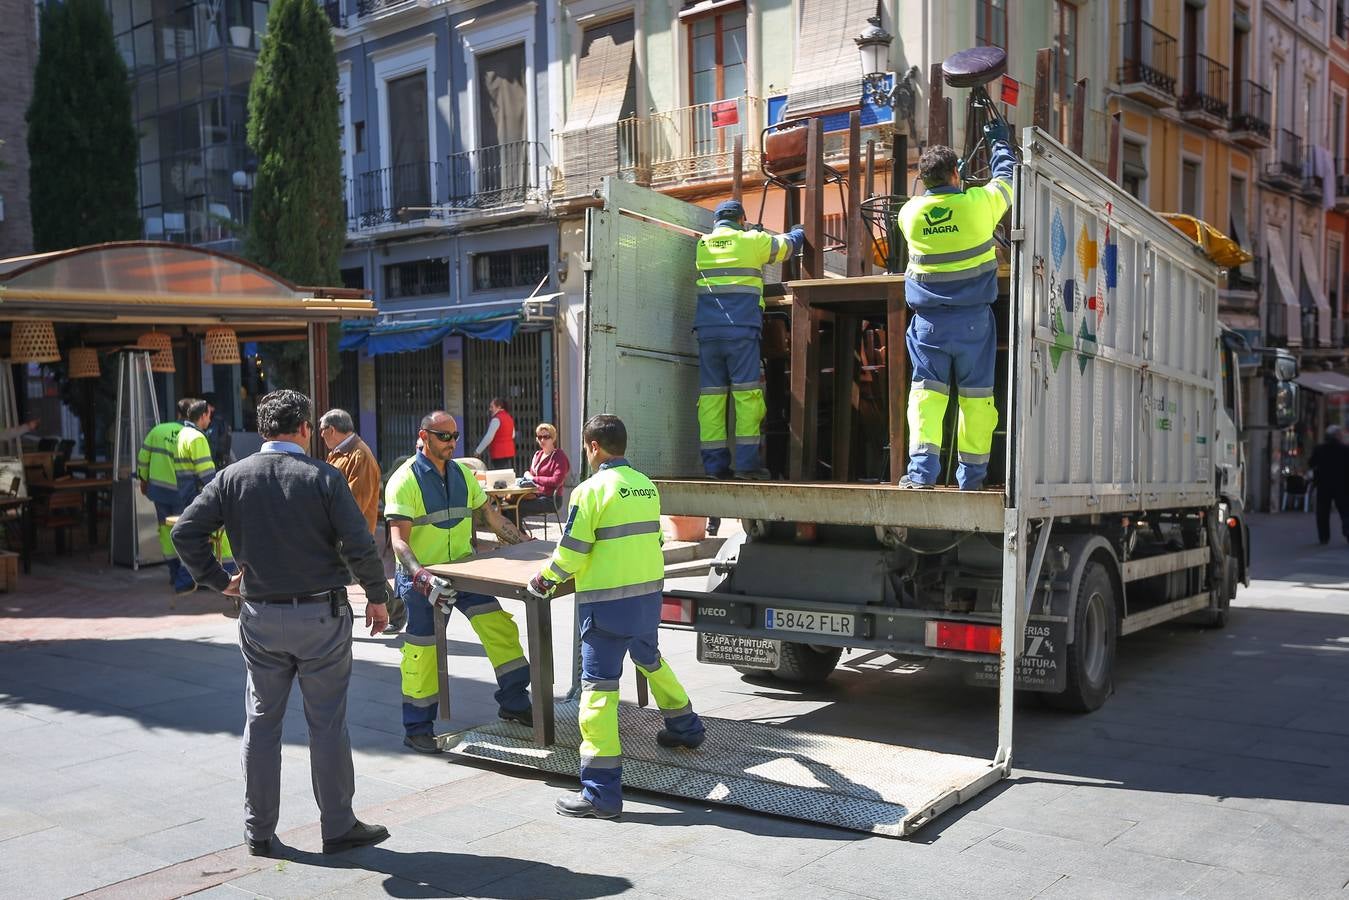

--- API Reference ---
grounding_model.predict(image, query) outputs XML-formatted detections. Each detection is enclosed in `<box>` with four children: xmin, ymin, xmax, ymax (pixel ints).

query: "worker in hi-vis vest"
<box><xmin>694</xmin><ymin>200</ymin><xmax>804</xmax><ymax>480</ymax></box>
<box><xmin>895</xmin><ymin>123</ymin><xmax>1015</xmax><ymax>490</ymax></box>
<box><xmin>141</xmin><ymin>397</ymin><xmax>232</xmax><ymax>592</ymax></box>
<box><xmin>528</xmin><ymin>414</ymin><xmax>705</xmax><ymax>819</ymax></box>
<box><xmin>385</xmin><ymin>410</ymin><xmax>535</xmax><ymax>754</ymax></box>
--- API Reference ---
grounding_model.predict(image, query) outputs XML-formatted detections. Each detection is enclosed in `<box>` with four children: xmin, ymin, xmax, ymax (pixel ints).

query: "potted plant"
<box><xmin>227</xmin><ymin>0</ymin><xmax>251</xmax><ymax>48</ymax></box>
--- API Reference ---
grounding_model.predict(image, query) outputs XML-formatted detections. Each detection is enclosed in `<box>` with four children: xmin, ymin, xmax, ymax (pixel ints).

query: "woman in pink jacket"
<box><xmin>519</xmin><ymin>422</ymin><xmax>570</xmax><ymax>519</ymax></box>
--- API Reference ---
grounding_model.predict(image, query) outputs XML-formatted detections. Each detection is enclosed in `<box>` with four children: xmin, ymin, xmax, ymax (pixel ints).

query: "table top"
<box><xmin>67</xmin><ymin>460</ymin><xmax>115</xmax><ymax>472</ymax></box>
<box><xmin>485</xmin><ymin>485</ymin><xmax>537</xmax><ymax>500</ymax></box>
<box><xmin>27</xmin><ymin>477</ymin><xmax>115</xmax><ymax>492</ymax></box>
<box><xmin>426</xmin><ymin>540</ymin><xmax>569</xmax><ymax>602</ymax></box>
<box><xmin>0</xmin><ymin>495</ymin><xmax>31</xmax><ymax>507</ymax></box>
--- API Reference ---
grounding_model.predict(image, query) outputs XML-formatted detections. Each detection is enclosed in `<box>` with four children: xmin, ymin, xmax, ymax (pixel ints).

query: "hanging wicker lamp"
<box><xmin>136</xmin><ymin>331</ymin><xmax>176</xmax><ymax>373</ymax></box>
<box><xmin>68</xmin><ymin>347</ymin><xmax>101</xmax><ymax>379</ymax></box>
<box><xmin>10</xmin><ymin>321</ymin><xmax>62</xmax><ymax>363</ymax></box>
<box><xmin>203</xmin><ymin>327</ymin><xmax>241</xmax><ymax>365</ymax></box>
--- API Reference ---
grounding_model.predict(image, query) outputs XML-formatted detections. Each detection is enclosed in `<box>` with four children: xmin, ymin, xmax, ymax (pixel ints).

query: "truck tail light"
<box><xmin>925</xmin><ymin>620</ymin><xmax>1001</xmax><ymax>654</ymax></box>
<box><xmin>661</xmin><ymin>595</ymin><xmax>694</xmax><ymax>625</ymax></box>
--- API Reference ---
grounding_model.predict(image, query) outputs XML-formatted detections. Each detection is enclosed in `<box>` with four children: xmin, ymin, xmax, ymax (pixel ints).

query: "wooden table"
<box><xmin>27</xmin><ymin>476</ymin><xmax>114</xmax><ymax>545</ymax></box>
<box><xmin>426</xmin><ymin>537</ymin><xmax>722</xmax><ymax>748</ymax></box>
<box><xmin>485</xmin><ymin>485</ymin><xmax>538</xmax><ymax>530</ymax></box>
<box><xmin>66</xmin><ymin>459</ymin><xmax>115</xmax><ymax>476</ymax></box>
<box><xmin>0</xmin><ymin>496</ymin><xmax>34</xmax><ymax>574</ymax></box>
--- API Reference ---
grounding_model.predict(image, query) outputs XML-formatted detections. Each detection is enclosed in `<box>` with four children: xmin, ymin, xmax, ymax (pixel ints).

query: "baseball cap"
<box><xmin>713</xmin><ymin>199</ymin><xmax>746</xmax><ymax>221</ymax></box>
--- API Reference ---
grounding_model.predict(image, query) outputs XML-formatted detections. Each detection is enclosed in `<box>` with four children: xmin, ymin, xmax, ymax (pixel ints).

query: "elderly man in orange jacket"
<box><xmin>321</xmin><ymin>408</ymin><xmax>406</xmax><ymax>633</ymax></box>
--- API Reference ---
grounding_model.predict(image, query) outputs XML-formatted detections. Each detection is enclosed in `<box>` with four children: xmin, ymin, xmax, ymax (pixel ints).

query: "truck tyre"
<box><xmin>1043</xmin><ymin>561</ymin><xmax>1116</xmax><ymax>713</ymax></box>
<box><xmin>1196</xmin><ymin>524</ymin><xmax>1235</xmax><ymax>629</ymax></box>
<box><xmin>737</xmin><ymin>642</ymin><xmax>842</xmax><ymax>685</ymax></box>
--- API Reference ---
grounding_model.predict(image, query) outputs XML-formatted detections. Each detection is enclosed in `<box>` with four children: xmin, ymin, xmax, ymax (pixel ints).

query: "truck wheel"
<box><xmin>1197</xmin><ymin>525</ymin><xmax>1235</xmax><ymax>629</ymax></box>
<box><xmin>1043</xmin><ymin>561</ymin><xmax>1116</xmax><ymax>713</ymax></box>
<box><xmin>737</xmin><ymin>642</ymin><xmax>842</xmax><ymax>685</ymax></box>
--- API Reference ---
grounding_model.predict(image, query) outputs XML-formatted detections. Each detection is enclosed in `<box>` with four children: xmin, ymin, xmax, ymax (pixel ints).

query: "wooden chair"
<box><xmin>37</xmin><ymin>491</ymin><xmax>84</xmax><ymax>554</ymax></box>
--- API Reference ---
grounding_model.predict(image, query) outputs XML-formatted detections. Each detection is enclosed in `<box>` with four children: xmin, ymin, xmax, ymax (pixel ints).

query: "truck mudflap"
<box><xmin>440</xmin><ymin>700</ymin><xmax>1007</xmax><ymax>836</ymax></box>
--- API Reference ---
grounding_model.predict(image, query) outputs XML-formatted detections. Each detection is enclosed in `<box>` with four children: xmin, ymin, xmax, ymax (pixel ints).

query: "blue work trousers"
<box><xmin>697</xmin><ymin>335</ymin><xmax>765</xmax><ymax>476</ymax></box>
<box><xmin>578</xmin><ymin>595</ymin><xmax>704</xmax><ymax>813</ymax></box>
<box><xmin>905</xmin><ymin>306</ymin><xmax>999</xmax><ymax>489</ymax></box>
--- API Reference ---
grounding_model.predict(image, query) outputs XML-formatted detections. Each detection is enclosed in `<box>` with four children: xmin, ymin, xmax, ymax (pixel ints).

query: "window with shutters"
<box><xmin>783</xmin><ymin>0</ymin><xmax>872</xmax><ymax>117</ymax></box>
<box><xmin>688</xmin><ymin>7</ymin><xmax>747</xmax><ymax>106</ymax></box>
<box><xmin>1122</xmin><ymin>139</ymin><xmax>1147</xmax><ymax>202</ymax></box>
<box><xmin>556</xmin><ymin>16</ymin><xmax>639</xmax><ymax>198</ymax></box>
<box><xmin>385</xmin><ymin>260</ymin><xmax>450</xmax><ymax>299</ymax></box>
<box><xmin>471</xmin><ymin>247</ymin><xmax>551</xmax><ymax>291</ymax></box>
<box><xmin>1181</xmin><ymin>158</ymin><xmax>1201</xmax><ymax>218</ymax></box>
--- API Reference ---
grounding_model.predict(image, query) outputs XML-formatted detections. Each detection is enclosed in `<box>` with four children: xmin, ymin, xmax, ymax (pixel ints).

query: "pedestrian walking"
<box><xmin>895</xmin><ymin>124</ymin><xmax>1014</xmax><ymax>490</ymax></box>
<box><xmin>138</xmin><ymin>397</ymin><xmax>230</xmax><ymax>593</ymax></box>
<box><xmin>694</xmin><ymin>201</ymin><xmax>803</xmax><ymax>480</ymax></box>
<box><xmin>171</xmin><ymin>389</ymin><xmax>391</xmax><ymax>857</ymax></box>
<box><xmin>321</xmin><ymin>408</ymin><xmax>407</xmax><ymax>634</ymax></box>
<box><xmin>528</xmin><ymin>414</ymin><xmax>705</xmax><ymax>819</ymax></box>
<box><xmin>386</xmin><ymin>410</ymin><xmax>535</xmax><ymax>753</ymax></box>
<box><xmin>1309</xmin><ymin>425</ymin><xmax>1349</xmax><ymax>544</ymax></box>
<box><xmin>474</xmin><ymin>397</ymin><xmax>516</xmax><ymax>468</ymax></box>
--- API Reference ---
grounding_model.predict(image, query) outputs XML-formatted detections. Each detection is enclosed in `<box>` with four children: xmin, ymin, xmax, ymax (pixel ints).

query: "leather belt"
<box><xmin>249</xmin><ymin>588</ymin><xmax>347</xmax><ymax>606</ymax></box>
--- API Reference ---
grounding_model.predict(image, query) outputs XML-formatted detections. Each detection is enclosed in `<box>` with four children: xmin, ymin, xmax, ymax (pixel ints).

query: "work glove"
<box><xmin>526</xmin><ymin>572</ymin><xmax>556</xmax><ymax>600</ymax></box>
<box><xmin>983</xmin><ymin>120</ymin><xmax>1010</xmax><ymax>145</ymax></box>
<box><xmin>411</xmin><ymin>566</ymin><xmax>441</xmax><ymax>597</ymax></box>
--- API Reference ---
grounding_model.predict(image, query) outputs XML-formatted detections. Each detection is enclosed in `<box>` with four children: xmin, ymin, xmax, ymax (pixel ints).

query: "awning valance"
<box><xmin>340</xmin><ymin>309</ymin><xmax>521</xmax><ymax>355</ymax></box>
<box><xmin>1296</xmin><ymin>370</ymin><xmax>1349</xmax><ymax>394</ymax></box>
<box><xmin>1298</xmin><ymin>238</ymin><xmax>1333</xmax><ymax>346</ymax></box>
<box><xmin>1264</xmin><ymin>228</ymin><xmax>1302</xmax><ymax>348</ymax></box>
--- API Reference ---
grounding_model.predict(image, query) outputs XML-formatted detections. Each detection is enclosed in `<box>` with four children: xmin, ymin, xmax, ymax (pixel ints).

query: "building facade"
<box><xmin>0</xmin><ymin>0</ymin><xmax>39</xmax><ymax>259</ymax></box>
<box><xmin>331</xmin><ymin>0</ymin><xmax>558</xmax><ymax>472</ymax></box>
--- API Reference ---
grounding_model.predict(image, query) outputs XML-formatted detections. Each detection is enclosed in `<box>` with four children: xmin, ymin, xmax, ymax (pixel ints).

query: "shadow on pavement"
<box><xmin>275</xmin><ymin>843</ymin><xmax>632</xmax><ymax>899</ymax></box>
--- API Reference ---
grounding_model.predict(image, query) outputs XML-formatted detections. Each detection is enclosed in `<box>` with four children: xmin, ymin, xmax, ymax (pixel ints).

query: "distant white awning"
<box><xmin>1297</xmin><ymin>238</ymin><xmax>1333</xmax><ymax>346</ymax></box>
<box><xmin>1264</xmin><ymin>228</ymin><xmax>1302</xmax><ymax>348</ymax></box>
<box><xmin>1296</xmin><ymin>371</ymin><xmax>1349</xmax><ymax>394</ymax></box>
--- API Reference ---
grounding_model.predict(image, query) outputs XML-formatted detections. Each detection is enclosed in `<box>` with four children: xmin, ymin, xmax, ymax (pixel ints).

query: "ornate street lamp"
<box><xmin>854</xmin><ymin>9</ymin><xmax>921</xmax><ymax>134</ymax></box>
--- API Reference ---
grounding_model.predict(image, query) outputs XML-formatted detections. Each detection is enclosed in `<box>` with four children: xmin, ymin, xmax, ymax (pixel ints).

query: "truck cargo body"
<box><xmin>582</xmin><ymin>128</ymin><xmax>1247</xmax><ymax>730</ymax></box>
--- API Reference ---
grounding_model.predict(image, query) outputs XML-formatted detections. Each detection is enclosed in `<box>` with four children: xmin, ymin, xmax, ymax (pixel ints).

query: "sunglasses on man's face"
<box><xmin>424</xmin><ymin>429</ymin><xmax>459</xmax><ymax>443</ymax></box>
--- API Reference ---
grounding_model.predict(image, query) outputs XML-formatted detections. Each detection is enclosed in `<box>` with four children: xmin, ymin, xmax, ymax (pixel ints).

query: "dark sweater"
<box><xmin>171</xmin><ymin>448</ymin><xmax>390</xmax><ymax>604</ymax></box>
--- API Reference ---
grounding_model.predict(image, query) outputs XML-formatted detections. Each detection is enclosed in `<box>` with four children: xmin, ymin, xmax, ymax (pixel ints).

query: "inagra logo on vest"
<box><xmin>617</xmin><ymin>486</ymin><xmax>657</xmax><ymax>499</ymax></box>
<box><xmin>922</xmin><ymin>206</ymin><xmax>959</xmax><ymax>235</ymax></box>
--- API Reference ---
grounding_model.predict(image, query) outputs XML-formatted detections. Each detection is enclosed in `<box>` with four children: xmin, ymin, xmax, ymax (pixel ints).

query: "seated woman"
<box><xmin>518</xmin><ymin>422</ymin><xmax>570</xmax><ymax>518</ymax></box>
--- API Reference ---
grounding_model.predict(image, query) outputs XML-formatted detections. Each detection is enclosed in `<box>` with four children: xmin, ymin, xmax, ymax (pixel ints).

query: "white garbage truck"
<box><xmin>467</xmin><ymin>126</ymin><xmax>1298</xmax><ymax>835</ymax></box>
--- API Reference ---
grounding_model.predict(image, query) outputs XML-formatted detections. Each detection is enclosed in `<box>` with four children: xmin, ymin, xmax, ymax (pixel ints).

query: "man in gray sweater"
<box><xmin>173</xmin><ymin>389</ymin><xmax>391</xmax><ymax>858</ymax></box>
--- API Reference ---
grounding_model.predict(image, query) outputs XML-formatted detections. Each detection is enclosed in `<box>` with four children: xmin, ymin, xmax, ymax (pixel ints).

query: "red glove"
<box><xmin>411</xmin><ymin>567</ymin><xmax>437</xmax><ymax>596</ymax></box>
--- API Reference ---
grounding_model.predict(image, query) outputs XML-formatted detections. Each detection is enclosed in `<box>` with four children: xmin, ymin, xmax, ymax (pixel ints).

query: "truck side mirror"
<box><xmin>1270</xmin><ymin>381</ymin><xmax>1298</xmax><ymax>430</ymax></box>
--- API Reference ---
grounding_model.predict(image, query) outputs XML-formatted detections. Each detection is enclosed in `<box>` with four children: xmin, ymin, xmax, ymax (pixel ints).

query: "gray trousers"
<box><xmin>239</xmin><ymin>600</ymin><xmax>358</xmax><ymax>842</ymax></box>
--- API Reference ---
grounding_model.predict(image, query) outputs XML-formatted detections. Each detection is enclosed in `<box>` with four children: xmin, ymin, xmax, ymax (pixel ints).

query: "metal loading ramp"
<box><xmin>440</xmin><ymin>700</ymin><xmax>1005</xmax><ymax>836</ymax></box>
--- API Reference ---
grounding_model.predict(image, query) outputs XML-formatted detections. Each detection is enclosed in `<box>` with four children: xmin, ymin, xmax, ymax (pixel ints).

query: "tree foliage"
<box><xmin>244</xmin><ymin>0</ymin><xmax>344</xmax><ymax>285</ymax></box>
<box><xmin>27</xmin><ymin>0</ymin><xmax>140</xmax><ymax>251</ymax></box>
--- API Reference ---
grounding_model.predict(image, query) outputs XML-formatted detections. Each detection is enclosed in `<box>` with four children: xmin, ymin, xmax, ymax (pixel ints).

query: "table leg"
<box><xmin>525</xmin><ymin>597</ymin><xmax>555</xmax><ymax>746</ymax></box>
<box><xmin>85</xmin><ymin>490</ymin><xmax>98</xmax><ymax>545</ymax></box>
<box><xmin>434</xmin><ymin>606</ymin><xmax>451</xmax><ymax>722</ymax></box>
<box><xmin>21</xmin><ymin>504</ymin><xmax>32</xmax><ymax>574</ymax></box>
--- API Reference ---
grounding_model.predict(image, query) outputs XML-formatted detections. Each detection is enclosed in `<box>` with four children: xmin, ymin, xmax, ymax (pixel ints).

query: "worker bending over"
<box><xmin>695</xmin><ymin>200</ymin><xmax>804</xmax><ymax>480</ymax></box>
<box><xmin>895</xmin><ymin>124</ymin><xmax>1015</xmax><ymax>490</ymax></box>
<box><xmin>385</xmin><ymin>410</ymin><xmax>534</xmax><ymax>753</ymax></box>
<box><xmin>529</xmin><ymin>414</ymin><xmax>705</xmax><ymax>819</ymax></box>
<box><xmin>139</xmin><ymin>397</ymin><xmax>232</xmax><ymax>592</ymax></box>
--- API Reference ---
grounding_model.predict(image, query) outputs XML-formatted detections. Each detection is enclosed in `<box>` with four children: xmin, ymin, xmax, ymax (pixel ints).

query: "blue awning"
<box><xmin>339</xmin><ymin>309</ymin><xmax>520</xmax><ymax>355</ymax></box>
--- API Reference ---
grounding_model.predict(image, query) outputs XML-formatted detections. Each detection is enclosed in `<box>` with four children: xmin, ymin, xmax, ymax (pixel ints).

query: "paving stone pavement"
<box><xmin>0</xmin><ymin>513</ymin><xmax>1346</xmax><ymax>898</ymax></box>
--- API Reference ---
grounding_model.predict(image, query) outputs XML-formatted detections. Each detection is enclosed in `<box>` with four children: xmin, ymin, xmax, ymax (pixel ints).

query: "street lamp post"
<box><xmin>854</xmin><ymin>12</ymin><xmax>921</xmax><ymax>135</ymax></box>
<box><xmin>231</xmin><ymin>159</ymin><xmax>257</xmax><ymax>236</ymax></box>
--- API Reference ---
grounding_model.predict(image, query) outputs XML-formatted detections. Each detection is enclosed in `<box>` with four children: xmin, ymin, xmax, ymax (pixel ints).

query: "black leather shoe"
<box><xmin>657</xmin><ymin>728</ymin><xmax>706</xmax><ymax>750</ymax></box>
<box><xmin>322</xmin><ymin>820</ymin><xmax>389</xmax><ymax>855</ymax></box>
<box><xmin>498</xmin><ymin>706</ymin><xmax>533</xmax><ymax>728</ymax></box>
<box><xmin>555</xmin><ymin>792</ymin><xmax>619</xmax><ymax>819</ymax></box>
<box><xmin>246</xmin><ymin>837</ymin><xmax>273</xmax><ymax>857</ymax></box>
<box><xmin>403</xmin><ymin>734</ymin><xmax>442</xmax><ymax>754</ymax></box>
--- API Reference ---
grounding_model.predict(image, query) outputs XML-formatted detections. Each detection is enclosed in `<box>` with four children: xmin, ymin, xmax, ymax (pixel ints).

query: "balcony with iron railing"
<box><xmin>1262</xmin><ymin>129</ymin><xmax>1303</xmax><ymax>191</ymax></box>
<box><xmin>1118</xmin><ymin>20</ymin><xmax>1177</xmax><ymax>106</ymax></box>
<box><xmin>323</xmin><ymin>0</ymin><xmax>343</xmax><ymax>27</ymax></box>
<box><xmin>551</xmin><ymin>118</ymin><xmax>647</xmax><ymax>201</ymax></box>
<box><xmin>1337</xmin><ymin>158</ymin><xmax>1349</xmax><ymax>211</ymax></box>
<box><xmin>349</xmin><ymin>162</ymin><xmax>444</xmax><ymax>230</ymax></box>
<box><xmin>1229</xmin><ymin>80</ymin><xmax>1271</xmax><ymax>148</ymax></box>
<box><xmin>1300</xmin><ymin>151</ymin><xmax>1325</xmax><ymax>201</ymax></box>
<box><xmin>447</xmin><ymin>140</ymin><xmax>550</xmax><ymax>212</ymax></box>
<box><xmin>354</xmin><ymin>0</ymin><xmax>417</xmax><ymax>19</ymax></box>
<box><xmin>1177</xmin><ymin>52</ymin><xmax>1229</xmax><ymax>128</ymax></box>
<box><xmin>647</xmin><ymin>97</ymin><xmax>766</xmax><ymax>186</ymax></box>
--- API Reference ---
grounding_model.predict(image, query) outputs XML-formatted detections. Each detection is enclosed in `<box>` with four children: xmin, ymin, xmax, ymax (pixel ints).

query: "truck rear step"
<box><xmin>440</xmin><ymin>700</ymin><xmax>1005</xmax><ymax>836</ymax></box>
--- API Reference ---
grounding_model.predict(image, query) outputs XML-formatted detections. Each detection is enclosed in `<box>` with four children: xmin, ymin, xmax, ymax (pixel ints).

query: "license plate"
<box><xmin>764</xmin><ymin>608</ymin><xmax>854</xmax><ymax>636</ymax></box>
<box><xmin>698</xmin><ymin>633</ymin><xmax>780</xmax><ymax>669</ymax></box>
